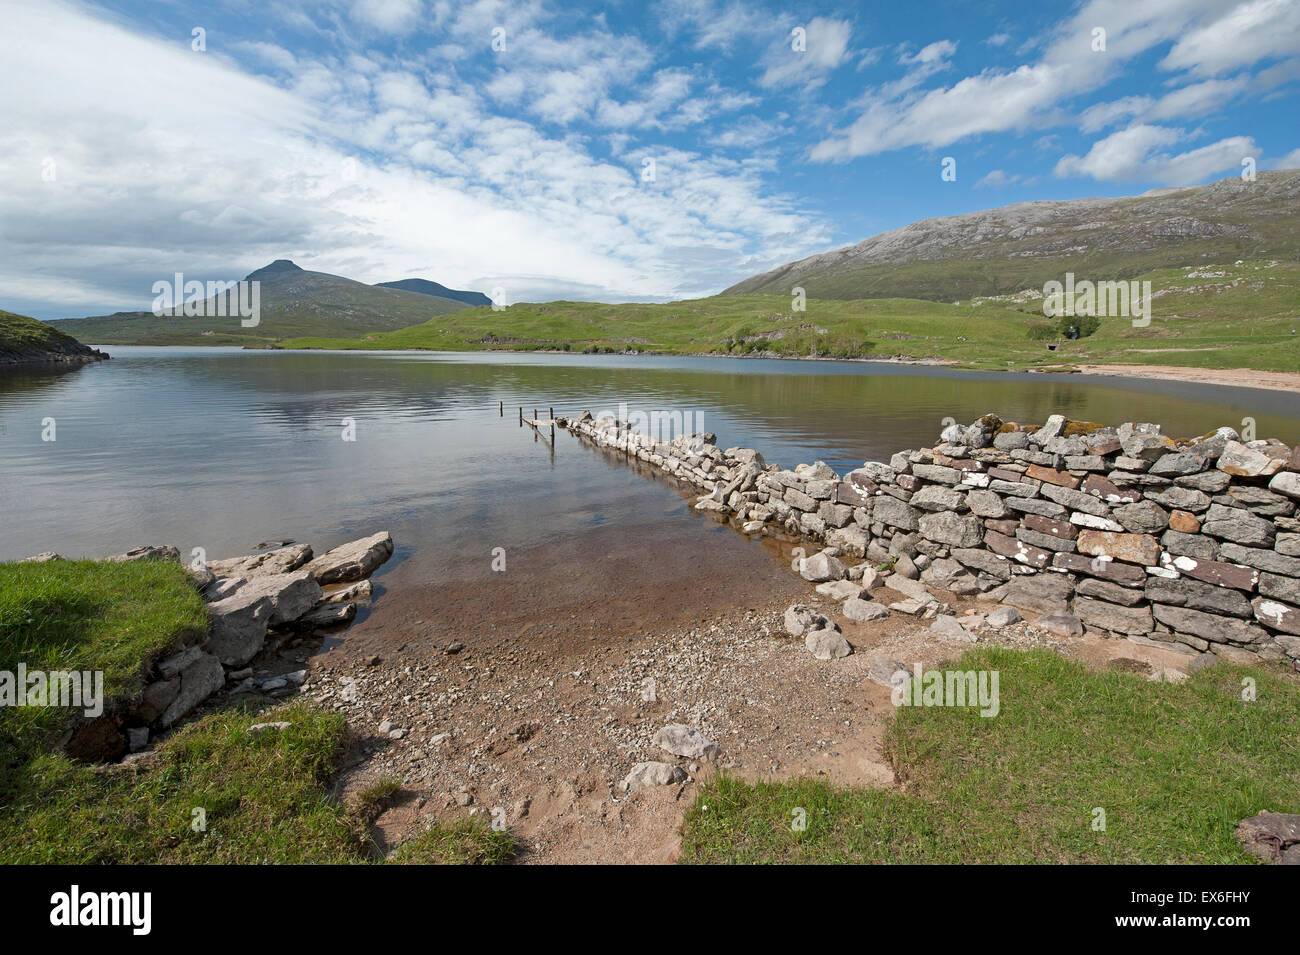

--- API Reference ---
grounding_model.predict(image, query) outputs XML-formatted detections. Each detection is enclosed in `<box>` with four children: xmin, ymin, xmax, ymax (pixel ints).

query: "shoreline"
<box><xmin>1069</xmin><ymin>363</ymin><xmax>1300</xmax><ymax>395</ymax></box>
<box><xmin>92</xmin><ymin>340</ymin><xmax>1300</xmax><ymax>396</ymax></box>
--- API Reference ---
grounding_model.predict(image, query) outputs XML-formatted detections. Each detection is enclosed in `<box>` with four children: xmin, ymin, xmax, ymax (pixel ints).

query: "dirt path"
<box><xmin>1073</xmin><ymin>363</ymin><xmax>1300</xmax><ymax>394</ymax></box>
<box><xmin>300</xmin><ymin>566</ymin><xmax>1195</xmax><ymax>864</ymax></box>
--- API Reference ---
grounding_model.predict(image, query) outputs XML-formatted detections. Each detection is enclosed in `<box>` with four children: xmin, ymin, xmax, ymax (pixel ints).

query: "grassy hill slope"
<box><xmin>725</xmin><ymin>170</ymin><xmax>1300</xmax><ymax>303</ymax></box>
<box><xmin>0</xmin><ymin>309</ymin><xmax>106</xmax><ymax>365</ymax></box>
<box><xmin>281</xmin><ymin>258</ymin><xmax>1300</xmax><ymax>372</ymax></box>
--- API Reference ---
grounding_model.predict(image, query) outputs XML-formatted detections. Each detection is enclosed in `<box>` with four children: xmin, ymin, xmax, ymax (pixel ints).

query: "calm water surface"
<box><xmin>3</xmin><ymin>348</ymin><xmax>1298</xmax><ymax>644</ymax></box>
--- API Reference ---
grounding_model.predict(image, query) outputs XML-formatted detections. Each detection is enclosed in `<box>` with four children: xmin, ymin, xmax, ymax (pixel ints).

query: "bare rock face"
<box><xmin>207</xmin><ymin>543</ymin><xmax>312</xmax><ymax>578</ymax></box>
<box><xmin>301</xmin><ymin>532</ymin><xmax>394</xmax><ymax>584</ymax></box>
<box><xmin>237</xmin><ymin>570</ymin><xmax>323</xmax><ymax>626</ymax></box>
<box><xmin>206</xmin><ymin>590</ymin><xmax>275</xmax><ymax>667</ymax></box>
<box><xmin>158</xmin><ymin>652</ymin><xmax>225</xmax><ymax>728</ymax></box>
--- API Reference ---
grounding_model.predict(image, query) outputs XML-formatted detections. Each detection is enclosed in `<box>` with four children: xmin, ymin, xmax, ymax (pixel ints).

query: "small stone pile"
<box><xmin>561</xmin><ymin>411</ymin><xmax>1300</xmax><ymax>670</ymax></box>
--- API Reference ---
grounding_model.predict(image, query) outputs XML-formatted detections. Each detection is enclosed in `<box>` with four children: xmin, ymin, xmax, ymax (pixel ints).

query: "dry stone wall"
<box><xmin>561</xmin><ymin>410</ymin><xmax>1300</xmax><ymax>669</ymax></box>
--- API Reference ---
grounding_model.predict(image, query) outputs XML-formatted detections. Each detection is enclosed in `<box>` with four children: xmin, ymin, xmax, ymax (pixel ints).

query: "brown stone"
<box><xmin>1253</xmin><ymin>596</ymin><xmax>1300</xmax><ymax>635</ymax></box>
<box><xmin>1163</xmin><ymin>554</ymin><xmax>1259</xmax><ymax>591</ymax></box>
<box><xmin>1021</xmin><ymin>513</ymin><xmax>1078</xmax><ymax>540</ymax></box>
<box><xmin>1053</xmin><ymin>551</ymin><xmax>1148</xmax><ymax>586</ymax></box>
<box><xmin>896</xmin><ymin>473</ymin><xmax>922</xmax><ymax>491</ymax></box>
<box><xmin>1026</xmin><ymin>464</ymin><xmax>1081</xmax><ymax>489</ymax></box>
<box><xmin>1089</xmin><ymin>437</ymin><xmax>1123</xmax><ymax>456</ymax></box>
<box><xmin>1168</xmin><ymin>509</ymin><xmax>1201</xmax><ymax>533</ymax></box>
<box><xmin>1077</xmin><ymin>530</ymin><xmax>1161</xmax><ymax>566</ymax></box>
<box><xmin>835</xmin><ymin>482</ymin><xmax>873</xmax><ymax>507</ymax></box>
<box><xmin>932</xmin><ymin>455</ymin><xmax>986</xmax><ymax>472</ymax></box>
<box><xmin>983</xmin><ymin>530</ymin><xmax>1051</xmax><ymax>569</ymax></box>
<box><xmin>847</xmin><ymin>472</ymin><xmax>879</xmax><ymax>494</ymax></box>
<box><xmin>987</xmin><ymin>467</ymin><xmax>1027</xmax><ymax>483</ymax></box>
<box><xmin>984</xmin><ymin>518</ymin><xmax>1020</xmax><ymax>536</ymax></box>
<box><xmin>1080</xmin><ymin>474</ymin><xmax>1141</xmax><ymax>503</ymax></box>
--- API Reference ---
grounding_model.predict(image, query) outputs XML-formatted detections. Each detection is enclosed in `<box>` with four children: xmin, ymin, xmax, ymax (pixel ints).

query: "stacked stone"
<box><xmin>561</xmin><ymin>411</ymin><xmax>1300</xmax><ymax>669</ymax></box>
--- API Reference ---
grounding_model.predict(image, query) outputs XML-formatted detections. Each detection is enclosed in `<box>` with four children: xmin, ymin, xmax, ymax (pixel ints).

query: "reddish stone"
<box><xmin>933</xmin><ymin>454</ymin><xmax>986</xmax><ymax>472</ymax></box>
<box><xmin>988</xmin><ymin>467</ymin><xmax>1027</xmax><ymax>483</ymax></box>
<box><xmin>1164</xmin><ymin>554</ymin><xmax>1259</xmax><ymax>592</ymax></box>
<box><xmin>1026</xmin><ymin>464</ymin><xmax>1081</xmax><ymax>489</ymax></box>
<box><xmin>1081</xmin><ymin>474</ymin><xmax>1142</xmax><ymax>503</ymax></box>
<box><xmin>1168</xmin><ymin>509</ymin><xmax>1201</xmax><ymax>534</ymax></box>
<box><xmin>835</xmin><ymin>482</ymin><xmax>873</xmax><ymax>507</ymax></box>
<box><xmin>896</xmin><ymin>473</ymin><xmax>921</xmax><ymax>492</ymax></box>
<box><xmin>1077</xmin><ymin>530</ymin><xmax>1161</xmax><ymax>566</ymax></box>
<box><xmin>847</xmin><ymin>472</ymin><xmax>879</xmax><ymax>493</ymax></box>
<box><xmin>1053</xmin><ymin>551</ymin><xmax>1148</xmax><ymax>587</ymax></box>
<box><xmin>1089</xmin><ymin>437</ymin><xmax>1122</xmax><ymax>456</ymax></box>
<box><xmin>984</xmin><ymin>519</ymin><xmax>1020</xmax><ymax>536</ymax></box>
<box><xmin>984</xmin><ymin>530</ymin><xmax>1052</xmax><ymax>568</ymax></box>
<box><xmin>1022</xmin><ymin>513</ymin><xmax>1079</xmax><ymax>539</ymax></box>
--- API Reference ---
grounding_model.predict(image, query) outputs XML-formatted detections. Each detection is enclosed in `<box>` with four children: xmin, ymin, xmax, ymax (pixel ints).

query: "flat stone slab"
<box><xmin>301</xmin><ymin>532</ymin><xmax>394</xmax><ymax>585</ymax></box>
<box><xmin>207</xmin><ymin>543</ymin><xmax>313</xmax><ymax>579</ymax></box>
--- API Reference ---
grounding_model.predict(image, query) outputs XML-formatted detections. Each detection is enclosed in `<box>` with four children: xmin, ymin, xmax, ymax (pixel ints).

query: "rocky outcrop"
<box><xmin>561</xmin><ymin>411</ymin><xmax>1300</xmax><ymax>670</ymax></box>
<box><xmin>62</xmin><ymin>533</ymin><xmax>393</xmax><ymax>762</ymax></box>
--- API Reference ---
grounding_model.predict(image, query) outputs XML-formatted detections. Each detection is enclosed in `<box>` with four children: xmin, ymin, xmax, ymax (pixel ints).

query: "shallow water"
<box><xmin>3</xmin><ymin>347</ymin><xmax>1297</xmax><ymax>643</ymax></box>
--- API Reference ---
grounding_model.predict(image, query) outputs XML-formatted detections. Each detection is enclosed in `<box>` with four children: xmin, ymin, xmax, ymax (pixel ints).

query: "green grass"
<box><xmin>0</xmin><ymin>559</ymin><xmax>208</xmax><ymax>760</ymax></box>
<box><xmin>389</xmin><ymin>817</ymin><xmax>518</xmax><ymax>865</ymax></box>
<box><xmin>0</xmin><ymin>308</ymin><xmax>98</xmax><ymax>362</ymax></box>
<box><xmin>277</xmin><ymin>259</ymin><xmax>1300</xmax><ymax>373</ymax></box>
<box><xmin>680</xmin><ymin>647</ymin><xmax>1300</xmax><ymax>864</ymax></box>
<box><xmin>0</xmin><ymin>560</ymin><xmax>513</xmax><ymax>865</ymax></box>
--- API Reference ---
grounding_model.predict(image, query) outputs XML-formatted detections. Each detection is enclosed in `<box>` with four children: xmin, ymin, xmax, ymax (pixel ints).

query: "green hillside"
<box><xmin>725</xmin><ymin>170</ymin><xmax>1300</xmax><ymax>303</ymax></box>
<box><xmin>50</xmin><ymin>260</ymin><xmax>472</xmax><ymax>346</ymax></box>
<box><xmin>281</xmin><ymin>258</ymin><xmax>1300</xmax><ymax>373</ymax></box>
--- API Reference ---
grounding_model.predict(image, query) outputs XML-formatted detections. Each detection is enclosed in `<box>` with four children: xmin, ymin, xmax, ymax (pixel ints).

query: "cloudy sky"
<box><xmin>2</xmin><ymin>0</ymin><xmax>1298</xmax><ymax>319</ymax></box>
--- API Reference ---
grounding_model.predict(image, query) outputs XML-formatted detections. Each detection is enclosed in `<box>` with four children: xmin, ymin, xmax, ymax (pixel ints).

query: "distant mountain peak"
<box><xmin>375</xmin><ymin>278</ymin><xmax>491</xmax><ymax>308</ymax></box>
<box><xmin>245</xmin><ymin>259</ymin><xmax>304</xmax><ymax>280</ymax></box>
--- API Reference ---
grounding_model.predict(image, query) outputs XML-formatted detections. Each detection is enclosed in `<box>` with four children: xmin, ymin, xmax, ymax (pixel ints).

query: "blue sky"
<box><xmin>2</xmin><ymin>0</ymin><xmax>1298</xmax><ymax>318</ymax></box>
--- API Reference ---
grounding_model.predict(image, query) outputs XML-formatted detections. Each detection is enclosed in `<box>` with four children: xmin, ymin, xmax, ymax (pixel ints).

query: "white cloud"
<box><xmin>1053</xmin><ymin>124</ymin><xmax>1256</xmax><ymax>183</ymax></box>
<box><xmin>759</xmin><ymin>17</ymin><xmax>853</xmax><ymax>89</ymax></box>
<box><xmin>0</xmin><ymin>0</ymin><xmax>830</xmax><ymax>316</ymax></box>
<box><xmin>975</xmin><ymin>169</ymin><xmax>1021</xmax><ymax>188</ymax></box>
<box><xmin>1264</xmin><ymin>146</ymin><xmax>1300</xmax><ymax>168</ymax></box>
<box><xmin>1160</xmin><ymin>0</ymin><xmax>1300</xmax><ymax>76</ymax></box>
<box><xmin>810</xmin><ymin>0</ymin><xmax>1291</xmax><ymax>163</ymax></box>
<box><xmin>350</xmin><ymin>0</ymin><xmax>423</xmax><ymax>33</ymax></box>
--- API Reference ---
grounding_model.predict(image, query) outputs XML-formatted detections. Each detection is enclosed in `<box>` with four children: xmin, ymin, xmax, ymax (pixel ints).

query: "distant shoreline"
<box><xmin>87</xmin><ymin>341</ymin><xmax>1300</xmax><ymax>396</ymax></box>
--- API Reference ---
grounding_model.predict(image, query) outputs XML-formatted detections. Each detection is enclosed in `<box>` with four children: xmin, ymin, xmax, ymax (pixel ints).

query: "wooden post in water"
<box><xmin>549</xmin><ymin>406</ymin><xmax>554</xmax><ymax>420</ymax></box>
<box><xmin>499</xmin><ymin>400</ymin><xmax>503</xmax><ymax>416</ymax></box>
<box><xmin>518</xmin><ymin>407</ymin><xmax>522</xmax><ymax>425</ymax></box>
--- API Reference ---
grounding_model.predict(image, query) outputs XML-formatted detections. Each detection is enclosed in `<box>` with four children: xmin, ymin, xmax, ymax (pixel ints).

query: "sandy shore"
<box><xmin>1072</xmin><ymin>363</ymin><xmax>1300</xmax><ymax>395</ymax></box>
